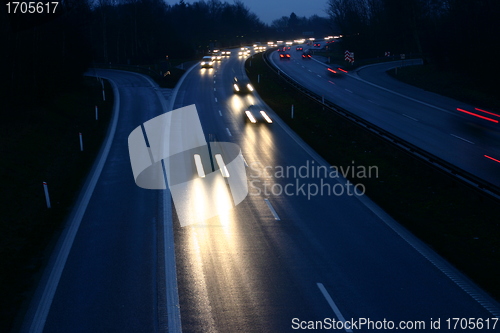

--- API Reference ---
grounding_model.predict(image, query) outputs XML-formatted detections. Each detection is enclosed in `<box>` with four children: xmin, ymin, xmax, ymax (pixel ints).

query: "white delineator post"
<box><xmin>95</xmin><ymin>105</ymin><xmax>98</xmax><ymax>120</ymax></box>
<box><xmin>79</xmin><ymin>132</ymin><xmax>83</xmax><ymax>151</ymax></box>
<box><xmin>43</xmin><ymin>182</ymin><xmax>51</xmax><ymax>208</ymax></box>
<box><xmin>102</xmin><ymin>89</ymin><xmax>106</xmax><ymax>101</ymax></box>
<box><xmin>291</xmin><ymin>104</ymin><xmax>294</xmax><ymax>119</ymax></box>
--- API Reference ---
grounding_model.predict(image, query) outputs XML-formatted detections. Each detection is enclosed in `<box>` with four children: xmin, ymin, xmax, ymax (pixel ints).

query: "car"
<box><xmin>244</xmin><ymin>105</ymin><xmax>273</xmax><ymax>124</ymax></box>
<box><xmin>233</xmin><ymin>76</ymin><xmax>254</xmax><ymax>94</ymax></box>
<box><xmin>238</xmin><ymin>47</ymin><xmax>251</xmax><ymax>56</ymax></box>
<box><xmin>200</xmin><ymin>56</ymin><xmax>214</xmax><ymax>68</ymax></box>
<box><xmin>212</xmin><ymin>52</ymin><xmax>223</xmax><ymax>61</ymax></box>
<box><xmin>279</xmin><ymin>52</ymin><xmax>291</xmax><ymax>59</ymax></box>
<box><xmin>221</xmin><ymin>50</ymin><xmax>231</xmax><ymax>56</ymax></box>
<box><xmin>326</xmin><ymin>66</ymin><xmax>348</xmax><ymax>75</ymax></box>
<box><xmin>239</xmin><ymin>46</ymin><xmax>251</xmax><ymax>54</ymax></box>
<box><xmin>313</xmin><ymin>42</ymin><xmax>321</xmax><ymax>48</ymax></box>
<box><xmin>296</xmin><ymin>47</ymin><xmax>303</xmax><ymax>51</ymax></box>
<box><xmin>301</xmin><ymin>50</ymin><xmax>312</xmax><ymax>59</ymax></box>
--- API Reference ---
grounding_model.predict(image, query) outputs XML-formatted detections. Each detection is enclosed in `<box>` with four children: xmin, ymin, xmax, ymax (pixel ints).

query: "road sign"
<box><xmin>344</xmin><ymin>50</ymin><xmax>354</xmax><ymax>63</ymax></box>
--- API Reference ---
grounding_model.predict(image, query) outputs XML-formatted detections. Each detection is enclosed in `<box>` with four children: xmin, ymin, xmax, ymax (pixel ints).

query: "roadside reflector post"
<box><xmin>102</xmin><ymin>89</ymin><xmax>106</xmax><ymax>101</ymax></box>
<box><xmin>43</xmin><ymin>182</ymin><xmax>51</xmax><ymax>208</ymax></box>
<box><xmin>291</xmin><ymin>104</ymin><xmax>294</xmax><ymax>119</ymax></box>
<box><xmin>322</xmin><ymin>96</ymin><xmax>325</xmax><ymax>104</ymax></box>
<box><xmin>257</xmin><ymin>74</ymin><xmax>260</xmax><ymax>84</ymax></box>
<box><xmin>79</xmin><ymin>133</ymin><xmax>83</xmax><ymax>151</ymax></box>
<box><xmin>95</xmin><ymin>105</ymin><xmax>98</xmax><ymax>120</ymax></box>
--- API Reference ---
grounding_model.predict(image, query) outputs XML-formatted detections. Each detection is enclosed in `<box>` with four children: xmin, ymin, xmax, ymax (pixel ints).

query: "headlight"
<box><xmin>201</xmin><ymin>62</ymin><xmax>205</xmax><ymax>65</ymax></box>
<box><xmin>260</xmin><ymin>111</ymin><xmax>272</xmax><ymax>123</ymax></box>
<box><xmin>245</xmin><ymin>111</ymin><xmax>256</xmax><ymax>123</ymax></box>
<box><xmin>247</xmin><ymin>84</ymin><xmax>254</xmax><ymax>92</ymax></box>
<box><xmin>233</xmin><ymin>84</ymin><xmax>240</xmax><ymax>92</ymax></box>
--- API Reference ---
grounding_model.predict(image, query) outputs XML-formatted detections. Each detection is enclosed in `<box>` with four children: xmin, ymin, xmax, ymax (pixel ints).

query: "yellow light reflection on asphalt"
<box><xmin>188</xmin><ymin>177</ymin><xmax>209</xmax><ymax>223</ymax></box>
<box><xmin>230</xmin><ymin>95</ymin><xmax>244</xmax><ymax>111</ymax></box>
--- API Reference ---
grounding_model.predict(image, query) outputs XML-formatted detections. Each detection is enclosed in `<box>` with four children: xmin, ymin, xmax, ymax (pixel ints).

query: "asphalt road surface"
<box><xmin>19</xmin><ymin>51</ymin><xmax>500</xmax><ymax>333</ymax></box>
<box><xmin>270</xmin><ymin>44</ymin><xmax>500</xmax><ymax>190</ymax></box>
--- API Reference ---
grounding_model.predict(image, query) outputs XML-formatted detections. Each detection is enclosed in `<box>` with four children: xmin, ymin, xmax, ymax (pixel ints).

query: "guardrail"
<box><xmin>261</xmin><ymin>49</ymin><xmax>500</xmax><ymax>201</ymax></box>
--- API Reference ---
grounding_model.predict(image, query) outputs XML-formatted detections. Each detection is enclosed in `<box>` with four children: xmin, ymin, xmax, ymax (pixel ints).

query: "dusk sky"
<box><xmin>182</xmin><ymin>0</ymin><xmax>330</xmax><ymax>25</ymax></box>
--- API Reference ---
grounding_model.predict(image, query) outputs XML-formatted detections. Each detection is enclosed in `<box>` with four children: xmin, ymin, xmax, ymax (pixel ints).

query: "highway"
<box><xmin>269</xmin><ymin>43</ymin><xmax>500</xmax><ymax>190</ymax></box>
<box><xmin>19</xmin><ymin>50</ymin><xmax>500</xmax><ymax>332</ymax></box>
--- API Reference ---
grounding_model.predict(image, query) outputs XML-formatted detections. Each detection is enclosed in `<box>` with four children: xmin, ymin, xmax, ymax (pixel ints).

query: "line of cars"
<box><xmin>200</xmin><ymin>49</ymin><xmax>232</xmax><ymax>68</ymax></box>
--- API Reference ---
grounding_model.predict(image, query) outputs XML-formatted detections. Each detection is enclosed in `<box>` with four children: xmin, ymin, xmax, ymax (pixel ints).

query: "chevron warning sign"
<box><xmin>344</xmin><ymin>50</ymin><xmax>354</xmax><ymax>63</ymax></box>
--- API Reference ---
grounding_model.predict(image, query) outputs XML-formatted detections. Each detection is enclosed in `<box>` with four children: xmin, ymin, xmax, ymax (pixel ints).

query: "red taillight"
<box><xmin>475</xmin><ymin>107</ymin><xmax>500</xmax><ymax>118</ymax></box>
<box><xmin>337</xmin><ymin>68</ymin><xmax>348</xmax><ymax>73</ymax></box>
<box><xmin>456</xmin><ymin>108</ymin><xmax>499</xmax><ymax>123</ymax></box>
<box><xmin>328</xmin><ymin>68</ymin><xmax>337</xmax><ymax>74</ymax></box>
<box><xmin>485</xmin><ymin>155</ymin><xmax>500</xmax><ymax>163</ymax></box>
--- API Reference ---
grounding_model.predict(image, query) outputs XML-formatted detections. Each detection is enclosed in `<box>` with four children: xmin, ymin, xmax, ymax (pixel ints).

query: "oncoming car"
<box><xmin>200</xmin><ymin>56</ymin><xmax>214</xmax><ymax>68</ymax></box>
<box><xmin>244</xmin><ymin>105</ymin><xmax>273</xmax><ymax>124</ymax></box>
<box><xmin>212</xmin><ymin>52</ymin><xmax>223</xmax><ymax>61</ymax></box>
<box><xmin>238</xmin><ymin>46</ymin><xmax>251</xmax><ymax>56</ymax></box>
<box><xmin>233</xmin><ymin>76</ymin><xmax>254</xmax><ymax>94</ymax></box>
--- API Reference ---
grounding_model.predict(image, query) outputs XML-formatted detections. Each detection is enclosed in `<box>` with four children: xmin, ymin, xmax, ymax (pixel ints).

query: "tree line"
<box><xmin>327</xmin><ymin>0</ymin><xmax>500</xmax><ymax>79</ymax></box>
<box><xmin>3</xmin><ymin>0</ymin><xmax>331</xmax><ymax>112</ymax></box>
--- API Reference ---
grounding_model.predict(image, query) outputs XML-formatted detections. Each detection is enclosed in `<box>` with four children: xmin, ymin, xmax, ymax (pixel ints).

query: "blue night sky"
<box><xmin>180</xmin><ymin>0</ymin><xmax>330</xmax><ymax>25</ymax></box>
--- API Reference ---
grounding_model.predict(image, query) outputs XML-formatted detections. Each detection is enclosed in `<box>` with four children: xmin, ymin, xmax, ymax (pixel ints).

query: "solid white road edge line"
<box><xmin>450</xmin><ymin>133</ymin><xmax>475</xmax><ymax>145</ymax></box>
<box><xmin>25</xmin><ymin>72</ymin><xmax>121</xmax><ymax>333</ymax></box>
<box><xmin>163</xmin><ymin>61</ymin><xmax>202</xmax><ymax>332</ymax></box>
<box><xmin>317</xmin><ymin>283</ymin><xmax>353</xmax><ymax>333</ymax></box>
<box><xmin>163</xmin><ymin>188</ymin><xmax>182</xmax><ymax>333</ymax></box>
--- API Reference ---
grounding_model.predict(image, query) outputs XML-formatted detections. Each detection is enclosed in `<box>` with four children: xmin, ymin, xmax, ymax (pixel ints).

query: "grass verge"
<box><xmin>246</xmin><ymin>53</ymin><xmax>500</xmax><ymax>301</ymax></box>
<box><xmin>0</xmin><ymin>77</ymin><xmax>113</xmax><ymax>332</ymax></box>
